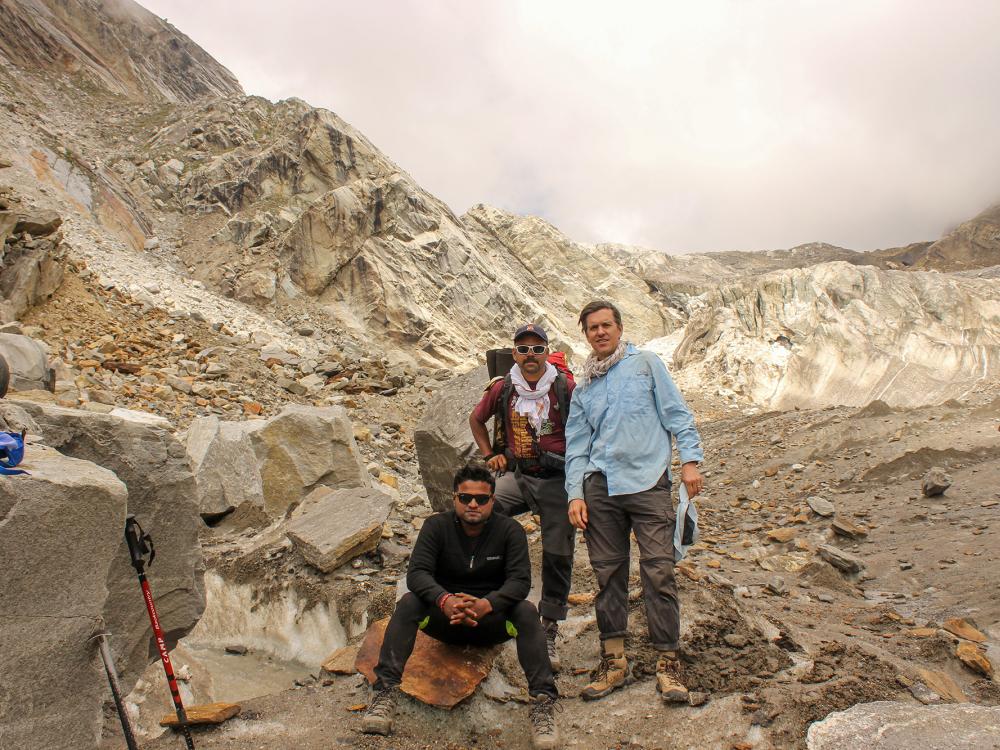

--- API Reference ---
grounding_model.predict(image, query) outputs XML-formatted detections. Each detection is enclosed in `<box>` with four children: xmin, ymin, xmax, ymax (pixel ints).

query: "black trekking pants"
<box><xmin>494</xmin><ymin>470</ymin><xmax>575</xmax><ymax>621</ymax></box>
<box><xmin>373</xmin><ymin>592</ymin><xmax>557</xmax><ymax>698</ymax></box>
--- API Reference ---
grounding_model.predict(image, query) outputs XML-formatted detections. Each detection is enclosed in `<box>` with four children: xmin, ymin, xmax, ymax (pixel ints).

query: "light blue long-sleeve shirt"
<box><xmin>565</xmin><ymin>344</ymin><xmax>703</xmax><ymax>499</ymax></box>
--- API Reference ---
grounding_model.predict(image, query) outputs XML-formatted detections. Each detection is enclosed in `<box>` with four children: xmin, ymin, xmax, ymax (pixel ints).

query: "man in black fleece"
<box><xmin>362</xmin><ymin>463</ymin><xmax>559</xmax><ymax>749</ymax></box>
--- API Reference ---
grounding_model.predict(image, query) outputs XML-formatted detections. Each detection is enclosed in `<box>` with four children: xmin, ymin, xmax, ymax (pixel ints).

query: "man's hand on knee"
<box><xmin>568</xmin><ymin>498</ymin><xmax>588</xmax><ymax>530</ymax></box>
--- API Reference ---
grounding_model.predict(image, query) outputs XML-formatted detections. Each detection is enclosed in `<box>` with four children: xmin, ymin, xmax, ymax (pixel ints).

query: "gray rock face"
<box><xmin>285</xmin><ymin>486</ymin><xmax>394</xmax><ymax>572</ymax></box>
<box><xmin>0</xmin><ymin>0</ymin><xmax>243</xmax><ymax>103</ymax></box>
<box><xmin>240</xmin><ymin>404</ymin><xmax>369</xmax><ymax>516</ymax></box>
<box><xmin>186</xmin><ymin>415</ymin><xmax>266</xmax><ymax>518</ymax></box>
<box><xmin>13</xmin><ymin>401</ymin><xmax>203</xmax><ymax>687</ymax></box>
<box><xmin>414</xmin><ymin>367</ymin><xmax>487</xmax><ymax>512</ymax></box>
<box><xmin>922</xmin><ymin>466</ymin><xmax>953</xmax><ymax>497</ymax></box>
<box><xmin>0</xmin><ymin>209</ymin><xmax>65</xmax><ymax>324</ymax></box>
<box><xmin>0</xmin><ymin>443</ymin><xmax>128</xmax><ymax>750</ymax></box>
<box><xmin>807</xmin><ymin>701</ymin><xmax>1000</xmax><ymax>749</ymax></box>
<box><xmin>0</xmin><ymin>332</ymin><xmax>53</xmax><ymax>391</ymax></box>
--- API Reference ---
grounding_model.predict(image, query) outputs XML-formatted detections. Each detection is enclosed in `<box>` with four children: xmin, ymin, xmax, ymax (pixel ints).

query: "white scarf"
<box><xmin>510</xmin><ymin>362</ymin><xmax>557</xmax><ymax>435</ymax></box>
<box><xmin>580</xmin><ymin>340</ymin><xmax>629</xmax><ymax>386</ymax></box>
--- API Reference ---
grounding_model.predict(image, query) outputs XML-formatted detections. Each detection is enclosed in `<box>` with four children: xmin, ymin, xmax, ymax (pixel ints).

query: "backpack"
<box><xmin>487</xmin><ymin>353</ymin><xmax>574</xmax><ymax>456</ymax></box>
<box><xmin>0</xmin><ymin>430</ymin><xmax>28</xmax><ymax>476</ymax></box>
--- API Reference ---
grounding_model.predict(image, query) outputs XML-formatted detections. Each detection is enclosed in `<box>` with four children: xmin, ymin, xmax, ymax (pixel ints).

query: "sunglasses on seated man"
<box><xmin>514</xmin><ymin>344</ymin><xmax>547</xmax><ymax>355</ymax></box>
<box><xmin>455</xmin><ymin>492</ymin><xmax>494</xmax><ymax>505</ymax></box>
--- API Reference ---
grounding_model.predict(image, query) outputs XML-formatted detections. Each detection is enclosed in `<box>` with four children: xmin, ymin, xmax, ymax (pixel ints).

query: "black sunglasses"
<box><xmin>514</xmin><ymin>344</ymin><xmax>547</xmax><ymax>355</ymax></box>
<box><xmin>455</xmin><ymin>492</ymin><xmax>494</xmax><ymax>505</ymax></box>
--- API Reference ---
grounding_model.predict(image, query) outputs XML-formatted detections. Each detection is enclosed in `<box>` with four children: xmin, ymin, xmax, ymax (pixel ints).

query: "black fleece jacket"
<box><xmin>406</xmin><ymin>510</ymin><xmax>531</xmax><ymax>613</ymax></box>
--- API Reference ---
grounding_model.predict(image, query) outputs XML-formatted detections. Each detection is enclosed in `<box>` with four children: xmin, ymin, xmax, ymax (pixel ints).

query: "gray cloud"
<box><xmin>144</xmin><ymin>0</ymin><xmax>1000</xmax><ymax>252</ymax></box>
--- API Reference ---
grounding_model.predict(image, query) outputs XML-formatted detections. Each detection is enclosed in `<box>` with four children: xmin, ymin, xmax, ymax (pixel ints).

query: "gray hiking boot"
<box><xmin>361</xmin><ymin>685</ymin><xmax>399</xmax><ymax>736</ymax></box>
<box><xmin>543</xmin><ymin>620</ymin><xmax>561</xmax><ymax>672</ymax></box>
<box><xmin>529</xmin><ymin>694</ymin><xmax>561</xmax><ymax>750</ymax></box>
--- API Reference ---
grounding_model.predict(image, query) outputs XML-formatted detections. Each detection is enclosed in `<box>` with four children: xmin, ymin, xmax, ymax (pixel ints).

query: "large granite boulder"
<box><xmin>240</xmin><ymin>404</ymin><xmax>369</xmax><ymax>516</ymax></box>
<box><xmin>0</xmin><ymin>443</ymin><xmax>128</xmax><ymax>750</ymax></box>
<box><xmin>807</xmin><ymin>701</ymin><xmax>1000</xmax><ymax>749</ymax></box>
<box><xmin>414</xmin><ymin>367</ymin><xmax>487</xmax><ymax>511</ymax></box>
<box><xmin>0</xmin><ymin>209</ymin><xmax>65</xmax><ymax>323</ymax></box>
<box><xmin>285</xmin><ymin>486</ymin><xmax>394</xmax><ymax>572</ymax></box>
<box><xmin>185</xmin><ymin>415</ymin><xmax>266</xmax><ymax>518</ymax></box>
<box><xmin>0</xmin><ymin>332</ymin><xmax>54</xmax><ymax>392</ymax></box>
<box><xmin>12</xmin><ymin>401</ymin><xmax>203</xmax><ymax>686</ymax></box>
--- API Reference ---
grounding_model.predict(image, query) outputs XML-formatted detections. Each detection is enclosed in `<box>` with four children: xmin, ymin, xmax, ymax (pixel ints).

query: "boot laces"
<box><xmin>366</xmin><ymin>686</ymin><xmax>397</xmax><ymax>718</ymax></box>
<box><xmin>529</xmin><ymin>695</ymin><xmax>559</xmax><ymax>734</ymax></box>
<box><xmin>591</xmin><ymin>654</ymin><xmax>615</xmax><ymax>682</ymax></box>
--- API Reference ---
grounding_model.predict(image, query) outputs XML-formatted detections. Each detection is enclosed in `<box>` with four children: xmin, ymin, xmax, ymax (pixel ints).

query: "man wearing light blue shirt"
<box><xmin>565</xmin><ymin>300</ymin><xmax>704</xmax><ymax>704</ymax></box>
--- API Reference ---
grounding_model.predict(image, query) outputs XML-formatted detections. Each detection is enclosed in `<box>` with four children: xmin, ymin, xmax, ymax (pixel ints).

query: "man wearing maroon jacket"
<box><xmin>469</xmin><ymin>323</ymin><xmax>575</xmax><ymax>671</ymax></box>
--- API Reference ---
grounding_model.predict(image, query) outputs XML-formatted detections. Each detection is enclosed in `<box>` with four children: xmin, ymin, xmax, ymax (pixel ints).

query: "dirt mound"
<box><xmin>860</xmin><ymin>446</ymin><xmax>993</xmax><ymax>483</ymax></box>
<box><xmin>856</xmin><ymin>399</ymin><xmax>897</xmax><ymax>418</ymax></box>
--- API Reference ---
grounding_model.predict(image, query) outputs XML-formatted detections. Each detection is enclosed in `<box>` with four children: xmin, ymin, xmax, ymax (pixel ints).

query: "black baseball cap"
<box><xmin>513</xmin><ymin>323</ymin><xmax>548</xmax><ymax>343</ymax></box>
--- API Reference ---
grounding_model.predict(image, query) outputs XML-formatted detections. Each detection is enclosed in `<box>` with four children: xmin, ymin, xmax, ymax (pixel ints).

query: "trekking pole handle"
<box><xmin>124</xmin><ymin>514</ymin><xmax>155</xmax><ymax>573</ymax></box>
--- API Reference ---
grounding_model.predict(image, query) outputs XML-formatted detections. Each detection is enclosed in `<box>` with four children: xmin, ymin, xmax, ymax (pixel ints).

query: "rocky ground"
<box><xmin>107</xmin><ymin>385</ymin><xmax>999</xmax><ymax>750</ymax></box>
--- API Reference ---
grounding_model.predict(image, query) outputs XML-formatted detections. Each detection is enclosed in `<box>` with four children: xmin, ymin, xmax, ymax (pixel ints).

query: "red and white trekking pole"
<box><xmin>125</xmin><ymin>515</ymin><xmax>195</xmax><ymax>750</ymax></box>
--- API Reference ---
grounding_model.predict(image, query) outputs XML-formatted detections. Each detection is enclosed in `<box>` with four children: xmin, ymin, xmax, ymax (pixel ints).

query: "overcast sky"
<box><xmin>143</xmin><ymin>0</ymin><xmax>1000</xmax><ymax>253</ymax></box>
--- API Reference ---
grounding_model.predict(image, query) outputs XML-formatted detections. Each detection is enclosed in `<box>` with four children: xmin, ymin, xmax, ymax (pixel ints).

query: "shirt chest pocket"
<box><xmin>622</xmin><ymin>373</ymin><xmax>655</xmax><ymax>414</ymax></box>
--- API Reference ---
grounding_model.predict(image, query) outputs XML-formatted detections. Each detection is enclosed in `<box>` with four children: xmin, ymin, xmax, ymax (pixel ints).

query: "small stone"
<box><xmin>688</xmin><ymin>691</ymin><xmax>710</xmax><ymax>707</ymax></box>
<box><xmin>567</xmin><ymin>592</ymin><xmax>596</xmax><ymax>606</ymax></box>
<box><xmin>831</xmin><ymin>518</ymin><xmax>868</xmax><ymax>540</ymax></box>
<box><xmin>378</xmin><ymin>473</ymin><xmax>399</xmax><ymax>490</ymax></box>
<box><xmin>907</xmin><ymin>628</ymin><xmax>938</xmax><ymax>638</ymax></box>
<box><xmin>942</xmin><ymin>618</ymin><xmax>987</xmax><ymax>643</ymax></box>
<box><xmin>766</xmin><ymin>576</ymin><xmax>787</xmax><ymax>595</ymax></box>
<box><xmin>817</xmin><ymin>544</ymin><xmax>864</xmax><ymax>574</ymax></box>
<box><xmin>791</xmin><ymin>463</ymin><xmax>806</xmax><ymax>473</ymax></box>
<box><xmin>816</xmin><ymin>593</ymin><xmax>835</xmax><ymax>603</ymax></box>
<box><xmin>224</xmin><ymin>644</ymin><xmax>248</xmax><ymax>656</ymax></box>
<box><xmin>955</xmin><ymin>642</ymin><xmax>993</xmax><ymax>677</ymax></box>
<box><xmin>767</xmin><ymin>527</ymin><xmax>796</xmax><ymax>543</ymax></box>
<box><xmin>807</xmin><ymin>496</ymin><xmax>835</xmax><ymax>517</ymax></box>
<box><xmin>921</xmin><ymin>467</ymin><xmax>952</xmax><ymax>497</ymax></box>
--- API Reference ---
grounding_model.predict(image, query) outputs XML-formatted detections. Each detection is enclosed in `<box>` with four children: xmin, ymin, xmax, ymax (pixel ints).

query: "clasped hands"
<box><xmin>442</xmin><ymin>592</ymin><xmax>492</xmax><ymax>626</ymax></box>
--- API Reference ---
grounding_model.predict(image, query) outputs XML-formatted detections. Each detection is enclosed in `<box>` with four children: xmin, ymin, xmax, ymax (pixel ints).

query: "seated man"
<box><xmin>362</xmin><ymin>463</ymin><xmax>560</xmax><ymax>749</ymax></box>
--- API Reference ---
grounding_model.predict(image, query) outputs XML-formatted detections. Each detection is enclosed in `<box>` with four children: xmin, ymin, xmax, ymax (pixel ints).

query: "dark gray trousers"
<box><xmin>494</xmin><ymin>470</ymin><xmax>575</xmax><ymax>621</ymax></box>
<box><xmin>583</xmin><ymin>471</ymin><xmax>680</xmax><ymax>651</ymax></box>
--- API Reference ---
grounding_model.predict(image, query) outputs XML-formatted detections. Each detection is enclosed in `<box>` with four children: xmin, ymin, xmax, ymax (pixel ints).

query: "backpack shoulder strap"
<box><xmin>553</xmin><ymin>373</ymin><xmax>570</xmax><ymax>424</ymax></box>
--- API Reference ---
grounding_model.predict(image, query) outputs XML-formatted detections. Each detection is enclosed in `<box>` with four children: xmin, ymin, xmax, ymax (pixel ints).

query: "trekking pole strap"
<box><xmin>124</xmin><ymin>514</ymin><xmax>155</xmax><ymax>572</ymax></box>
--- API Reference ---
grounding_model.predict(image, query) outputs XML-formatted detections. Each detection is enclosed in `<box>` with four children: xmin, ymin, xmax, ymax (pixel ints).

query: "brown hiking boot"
<box><xmin>361</xmin><ymin>685</ymin><xmax>399</xmax><ymax>735</ymax></box>
<box><xmin>529</xmin><ymin>694</ymin><xmax>561</xmax><ymax>750</ymax></box>
<box><xmin>655</xmin><ymin>653</ymin><xmax>689</xmax><ymax>703</ymax></box>
<box><xmin>580</xmin><ymin>639</ymin><xmax>629</xmax><ymax>700</ymax></box>
<box><xmin>543</xmin><ymin>620</ymin><xmax>561</xmax><ymax>672</ymax></box>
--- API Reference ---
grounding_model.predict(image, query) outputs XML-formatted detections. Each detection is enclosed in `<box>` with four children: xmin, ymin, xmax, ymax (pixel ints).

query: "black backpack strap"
<box><xmin>493</xmin><ymin>374</ymin><xmax>515</xmax><ymax>454</ymax></box>
<box><xmin>552</xmin><ymin>373</ymin><xmax>570</xmax><ymax>425</ymax></box>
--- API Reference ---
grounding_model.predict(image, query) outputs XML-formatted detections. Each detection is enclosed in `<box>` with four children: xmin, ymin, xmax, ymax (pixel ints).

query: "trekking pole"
<box><xmin>124</xmin><ymin>515</ymin><xmax>195</xmax><ymax>750</ymax></box>
<box><xmin>91</xmin><ymin>632</ymin><xmax>140</xmax><ymax>750</ymax></box>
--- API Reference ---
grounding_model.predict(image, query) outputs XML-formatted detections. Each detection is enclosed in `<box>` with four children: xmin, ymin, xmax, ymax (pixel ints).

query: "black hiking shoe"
<box><xmin>529</xmin><ymin>694</ymin><xmax>561</xmax><ymax>750</ymax></box>
<box><xmin>361</xmin><ymin>685</ymin><xmax>399</xmax><ymax>736</ymax></box>
<box><xmin>543</xmin><ymin>620</ymin><xmax>561</xmax><ymax>672</ymax></box>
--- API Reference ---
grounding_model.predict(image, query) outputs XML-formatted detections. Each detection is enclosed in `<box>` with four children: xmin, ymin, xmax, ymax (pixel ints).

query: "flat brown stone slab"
<box><xmin>355</xmin><ymin>616</ymin><xmax>498</xmax><ymax>709</ymax></box>
<box><xmin>955</xmin><ymin>642</ymin><xmax>994</xmax><ymax>677</ymax></box>
<box><xmin>942</xmin><ymin>617</ymin><xmax>987</xmax><ymax>643</ymax></box>
<box><xmin>917</xmin><ymin>668</ymin><xmax>968</xmax><ymax>703</ymax></box>
<box><xmin>321</xmin><ymin>644</ymin><xmax>360</xmax><ymax>675</ymax></box>
<box><xmin>159</xmin><ymin>702</ymin><xmax>240</xmax><ymax>727</ymax></box>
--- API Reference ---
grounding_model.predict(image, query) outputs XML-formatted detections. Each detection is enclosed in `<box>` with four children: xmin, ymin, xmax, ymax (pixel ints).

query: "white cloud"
<box><xmin>144</xmin><ymin>0</ymin><xmax>1000</xmax><ymax>251</ymax></box>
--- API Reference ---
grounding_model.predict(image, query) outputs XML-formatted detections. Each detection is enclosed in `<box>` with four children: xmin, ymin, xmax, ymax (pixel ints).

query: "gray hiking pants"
<box><xmin>494</xmin><ymin>470</ymin><xmax>575</xmax><ymax>621</ymax></box>
<box><xmin>583</xmin><ymin>471</ymin><xmax>680</xmax><ymax>651</ymax></box>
